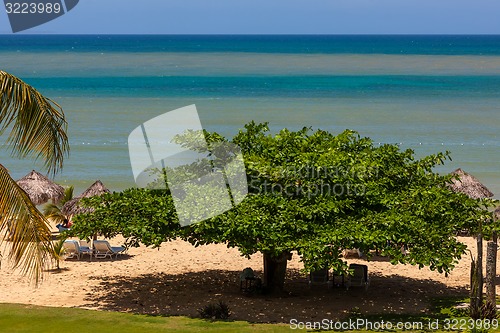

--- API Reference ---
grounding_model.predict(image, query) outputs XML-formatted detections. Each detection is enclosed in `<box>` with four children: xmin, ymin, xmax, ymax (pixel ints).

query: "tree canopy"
<box><xmin>70</xmin><ymin>122</ymin><xmax>496</xmax><ymax>290</ymax></box>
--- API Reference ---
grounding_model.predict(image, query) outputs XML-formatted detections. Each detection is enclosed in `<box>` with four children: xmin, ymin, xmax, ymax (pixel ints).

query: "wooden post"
<box><xmin>477</xmin><ymin>231</ymin><xmax>484</xmax><ymax>306</ymax></box>
<box><xmin>485</xmin><ymin>233</ymin><xmax>497</xmax><ymax>306</ymax></box>
<box><xmin>470</xmin><ymin>223</ymin><xmax>484</xmax><ymax>319</ymax></box>
<box><xmin>485</xmin><ymin>212</ymin><xmax>498</xmax><ymax>313</ymax></box>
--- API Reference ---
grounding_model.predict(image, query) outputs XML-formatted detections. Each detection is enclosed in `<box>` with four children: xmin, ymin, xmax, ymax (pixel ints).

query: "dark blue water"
<box><xmin>1</xmin><ymin>34</ymin><xmax>500</xmax><ymax>55</ymax></box>
<box><xmin>22</xmin><ymin>75</ymin><xmax>500</xmax><ymax>98</ymax></box>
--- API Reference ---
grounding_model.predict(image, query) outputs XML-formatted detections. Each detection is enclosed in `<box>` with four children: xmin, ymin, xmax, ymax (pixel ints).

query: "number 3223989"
<box><xmin>5</xmin><ymin>2</ymin><xmax>62</xmax><ymax>14</ymax></box>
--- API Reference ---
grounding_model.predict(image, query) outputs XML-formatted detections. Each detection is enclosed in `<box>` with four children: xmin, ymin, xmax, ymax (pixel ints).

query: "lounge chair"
<box><xmin>331</xmin><ymin>272</ymin><xmax>346</xmax><ymax>288</ymax></box>
<box><xmin>93</xmin><ymin>240</ymin><xmax>126</xmax><ymax>259</ymax></box>
<box><xmin>346</xmin><ymin>263</ymin><xmax>370</xmax><ymax>290</ymax></box>
<box><xmin>309</xmin><ymin>268</ymin><xmax>331</xmax><ymax>288</ymax></box>
<box><xmin>63</xmin><ymin>240</ymin><xmax>92</xmax><ymax>260</ymax></box>
<box><xmin>79</xmin><ymin>240</ymin><xmax>92</xmax><ymax>256</ymax></box>
<box><xmin>239</xmin><ymin>267</ymin><xmax>261</xmax><ymax>293</ymax></box>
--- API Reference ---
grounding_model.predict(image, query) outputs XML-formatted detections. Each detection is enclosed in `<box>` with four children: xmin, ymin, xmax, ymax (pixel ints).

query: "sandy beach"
<box><xmin>0</xmin><ymin>234</ymin><xmax>491</xmax><ymax>323</ymax></box>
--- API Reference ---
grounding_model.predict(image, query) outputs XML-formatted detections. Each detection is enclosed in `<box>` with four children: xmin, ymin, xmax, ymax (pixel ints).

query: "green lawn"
<box><xmin>1</xmin><ymin>302</ymin><xmax>500</xmax><ymax>333</ymax></box>
<box><xmin>0</xmin><ymin>304</ymin><xmax>291</xmax><ymax>333</ymax></box>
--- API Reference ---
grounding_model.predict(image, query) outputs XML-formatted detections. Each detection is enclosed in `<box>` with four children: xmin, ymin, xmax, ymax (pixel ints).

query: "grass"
<box><xmin>0</xmin><ymin>303</ymin><xmax>291</xmax><ymax>333</ymax></box>
<box><xmin>1</xmin><ymin>299</ymin><xmax>500</xmax><ymax>332</ymax></box>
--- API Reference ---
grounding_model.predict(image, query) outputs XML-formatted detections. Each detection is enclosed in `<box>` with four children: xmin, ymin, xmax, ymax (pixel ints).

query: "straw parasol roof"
<box><xmin>62</xmin><ymin>180</ymin><xmax>110</xmax><ymax>216</ymax></box>
<box><xmin>448</xmin><ymin>168</ymin><xmax>494</xmax><ymax>199</ymax></box>
<box><xmin>16</xmin><ymin>170</ymin><xmax>65</xmax><ymax>205</ymax></box>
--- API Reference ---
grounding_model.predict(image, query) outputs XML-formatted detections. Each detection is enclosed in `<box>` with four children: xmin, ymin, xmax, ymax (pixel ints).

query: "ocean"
<box><xmin>0</xmin><ymin>35</ymin><xmax>498</xmax><ymax>197</ymax></box>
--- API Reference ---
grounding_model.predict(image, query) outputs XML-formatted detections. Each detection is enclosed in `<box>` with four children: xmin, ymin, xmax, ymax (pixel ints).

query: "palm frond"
<box><xmin>52</xmin><ymin>237</ymin><xmax>66</xmax><ymax>270</ymax></box>
<box><xmin>43</xmin><ymin>203</ymin><xmax>66</xmax><ymax>226</ymax></box>
<box><xmin>62</xmin><ymin>186</ymin><xmax>74</xmax><ymax>204</ymax></box>
<box><xmin>0</xmin><ymin>71</ymin><xmax>69</xmax><ymax>174</ymax></box>
<box><xmin>42</xmin><ymin>203</ymin><xmax>60</xmax><ymax>217</ymax></box>
<box><xmin>0</xmin><ymin>164</ymin><xmax>53</xmax><ymax>284</ymax></box>
<box><xmin>43</xmin><ymin>185</ymin><xmax>74</xmax><ymax>226</ymax></box>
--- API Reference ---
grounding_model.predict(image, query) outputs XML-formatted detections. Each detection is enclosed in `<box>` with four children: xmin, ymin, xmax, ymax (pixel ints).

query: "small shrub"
<box><xmin>348</xmin><ymin>306</ymin><xmax>362</xmax><ymax>317</ymax></box>
<box><xmin>480</xmin><ymin>302</ymin><xmax>498</xmax><ymax>320</ymax></box>
<box><xmin>198</xmin><ymin>300</ymin><xmax>230</xmax><ymax>320</ymax></box>
<box><xmin>52</xmin><ymin>238</ymin><xmax>67</xmax><ymax>270</ymax></box>
<box><xmin>469</xmin><ymin>301</ymin><xmax>498</xmax><ymax>320</ymax></box>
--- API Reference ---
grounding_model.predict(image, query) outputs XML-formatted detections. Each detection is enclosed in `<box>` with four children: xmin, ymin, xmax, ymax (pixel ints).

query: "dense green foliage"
<box><xmin>71</xmin><ymin>122</ymin><xmax>496</xmax><ymax>275</ymax></box>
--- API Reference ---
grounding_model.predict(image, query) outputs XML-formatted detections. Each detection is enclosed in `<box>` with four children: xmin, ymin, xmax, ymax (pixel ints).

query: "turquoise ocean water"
<box><xmin>0</xmin><ymin>35</ymin><xmax>498</xmax><ymax>197</ymax></box>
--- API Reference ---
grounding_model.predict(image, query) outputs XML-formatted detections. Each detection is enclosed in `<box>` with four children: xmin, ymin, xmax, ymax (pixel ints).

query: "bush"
<box><xmin>198</xmin><ymin>301</ymin><xmax>230</xmax><ymax>320</ymax></box>
<box><xmin>480</xmin><ymin>302</ymin><xmax>498</xmax><ymax>320</ymax></box>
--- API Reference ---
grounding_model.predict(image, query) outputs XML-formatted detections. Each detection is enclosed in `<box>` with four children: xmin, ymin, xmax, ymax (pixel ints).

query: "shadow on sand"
<box><xmin>64</xmin><ymin>253</ymin><xmax>135</xmax><ymax>263</ymax></box>
<box><xmin>81</xmin><ymin>268</ymin><xmax>468</xmax><ymax>323</ymax></box>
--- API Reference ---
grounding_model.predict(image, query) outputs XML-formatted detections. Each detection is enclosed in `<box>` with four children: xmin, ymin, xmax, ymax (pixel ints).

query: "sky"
<box><xmin>0</xmin><ymin>0</ymin><xmax>500</xmax><ymax>34</ymax></box>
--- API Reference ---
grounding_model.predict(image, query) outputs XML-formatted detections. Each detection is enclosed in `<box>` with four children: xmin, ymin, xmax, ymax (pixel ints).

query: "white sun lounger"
<box><xmin>63</xmin><ymin>240</ymin><xmax>92</xmax><ymax>260</ymax></box>
<box><xmin>93</xmin><ymin>240</ymin><xmax>126</xmax><ymax>259</ymax></box>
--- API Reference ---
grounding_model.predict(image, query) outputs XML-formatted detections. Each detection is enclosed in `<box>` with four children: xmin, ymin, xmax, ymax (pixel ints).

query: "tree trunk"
<box><xmin>471</xmin><ymin>256</ymin><xmax>480</xmax><ymax>318</ymax></box>
<box><xmin>477</xmin><ymin>233</ymin><xmax>484</xmax><ymax>304</ymax></box>
<box><xmin>470</xmin><ymin>231</ymin><xmax>484</xmax><ymax>318</ymax></box>
<box><xmin>486</xmin><ymin>232</ymin><xmax>497</xmax><ymax>310</ymax></box>
<box><xmin>263</xmin><ymin>252</ymin><xmax>292</xmax><ymax>293</ymax></box>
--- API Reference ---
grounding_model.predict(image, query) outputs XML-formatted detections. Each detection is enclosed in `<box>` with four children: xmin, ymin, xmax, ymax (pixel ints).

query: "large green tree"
<box><xmin>71</xmin><ymin>122</ymin><xmax>495</xmax><ymax>292</ymax></box>
<box><xmin>0</xmin><ymin>70</ymin><xmax>69</xmax><ymax>283</ymax></box>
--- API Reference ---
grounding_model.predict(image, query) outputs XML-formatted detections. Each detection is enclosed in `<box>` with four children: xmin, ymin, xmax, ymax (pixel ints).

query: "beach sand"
<box><xmin>0</xmin><ymin>235</ymin><xmax>491</xmax><ymax>323</ymax></box>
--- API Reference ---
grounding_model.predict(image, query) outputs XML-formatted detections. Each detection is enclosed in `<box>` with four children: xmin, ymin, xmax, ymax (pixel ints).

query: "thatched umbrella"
<box><xmin>62</xmin><ymin>180</ymin><xmax>109</xmax><ymax>216</ymax></box>
<box><xmin>16</xmin><ymin>170</ymin><xmax>65</xmax><ymax>205</ymax></box>
<box><xmin>449</xmin><ymin>168</ymin><xmax>494</xmax><ymax>199</ymax></box>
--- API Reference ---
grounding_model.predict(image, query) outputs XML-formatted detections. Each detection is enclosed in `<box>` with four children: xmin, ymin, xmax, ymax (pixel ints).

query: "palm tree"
<box><xmin>43</xmin><ymin>185</ymin><xmax>74</xmax><ymax>225</ymax></box>
<box><xmin>52</xmin><ymin>237</ymin><xmax>67</xmax><ymax>271</ymax></box>
<box><xmin>0</xmin><ymin>70</ymin><xmax>69</xmax><ymax>284</ymax></box>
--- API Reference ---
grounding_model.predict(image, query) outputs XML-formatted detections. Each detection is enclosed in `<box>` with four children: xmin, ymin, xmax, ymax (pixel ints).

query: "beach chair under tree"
<box><xmin>93</xmin><ymin>240</ymin><xmax>126</xmax><ymax>259</ymax></box>
<box><xmin>346</xmin><ymin>263</ymin><xmax>370</xmax><ymax>290</ymax></box>
<box><xmin>62</xmin><ymin>240</ymin><xmax>92</xmax><ymax>260</ymax></box>
<box><xmin>309</xmin><ymin>268</ymin><xmax>331</xmax><ymax>289</ymax></box>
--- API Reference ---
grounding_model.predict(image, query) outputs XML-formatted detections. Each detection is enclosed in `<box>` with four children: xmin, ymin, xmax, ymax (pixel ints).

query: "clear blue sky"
<box><xmin>1</xmin><ymin>0</ymin><xmax>500</xmax><ymax>34</ymax></box>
